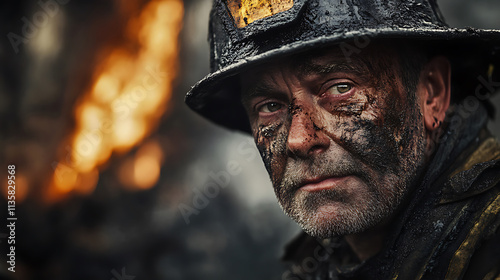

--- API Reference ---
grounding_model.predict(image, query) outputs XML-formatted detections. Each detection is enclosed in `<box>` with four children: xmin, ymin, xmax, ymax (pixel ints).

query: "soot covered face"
<box><xmin>241</xmin><ymin>44</ymin><xmax>427</xmax><ymax>238</ymax></box>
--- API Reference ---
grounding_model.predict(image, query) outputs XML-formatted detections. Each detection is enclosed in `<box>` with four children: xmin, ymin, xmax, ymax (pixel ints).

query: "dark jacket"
<box><xmin>282</xmin><ymin>104</ymin><xmax>500</xmax><ymax>280</ymax></box>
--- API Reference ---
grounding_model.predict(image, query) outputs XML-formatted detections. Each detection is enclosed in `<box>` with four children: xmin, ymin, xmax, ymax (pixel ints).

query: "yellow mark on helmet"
<box><xmin>225</xmin><ymin>0</ymin><xmax>294</xmax><ymax>28</ymax></box>
<box><xmin>487</xmin><ymin>63</ymin><xmax>494</xmax><ymax>79</ymax></box>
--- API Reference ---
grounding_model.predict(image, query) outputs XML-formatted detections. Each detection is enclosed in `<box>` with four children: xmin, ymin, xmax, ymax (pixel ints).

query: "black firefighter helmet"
<box><xmin>185</xmin><ymin>0</ymin><xmax>500</xmax><ymax>133</ymax></box>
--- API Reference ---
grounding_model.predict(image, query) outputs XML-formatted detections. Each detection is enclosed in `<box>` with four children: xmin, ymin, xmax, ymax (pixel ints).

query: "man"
<box><xmin>186</xmin><ymin>0</ymin><xmax>500</xmax><ymax>278</ymax></box>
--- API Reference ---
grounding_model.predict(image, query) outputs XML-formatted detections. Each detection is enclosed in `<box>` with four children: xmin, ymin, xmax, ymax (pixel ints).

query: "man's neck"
<box><xmin>345</xmin><ymin>225</ymin><xmax>388</xmax><ymax>262</ymax></box>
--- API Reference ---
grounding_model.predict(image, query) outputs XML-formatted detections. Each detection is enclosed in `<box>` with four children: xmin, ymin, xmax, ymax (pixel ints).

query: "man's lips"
<box><xmin>299</xmin><ymin>176</ymin><xmax>351</xmax><ymax>192</ymax></box>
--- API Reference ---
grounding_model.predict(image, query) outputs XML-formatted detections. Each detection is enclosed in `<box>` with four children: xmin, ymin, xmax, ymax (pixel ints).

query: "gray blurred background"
<box><xmin>0</xmin><ymin>0</ymin><xmax>499</xmax><ymax>279</ymax></box>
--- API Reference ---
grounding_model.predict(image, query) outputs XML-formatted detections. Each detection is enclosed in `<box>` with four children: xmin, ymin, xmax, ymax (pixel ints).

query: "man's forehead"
<box><xmin>241</xmin><ymin>45</ymin><xmax>377</xmax><ymax>86</ymax></box>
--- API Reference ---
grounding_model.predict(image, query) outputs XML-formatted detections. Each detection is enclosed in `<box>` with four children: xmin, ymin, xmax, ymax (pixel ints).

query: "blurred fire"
<box><xmin>118</xmin><ymin>140</ymin><xmax>164</xmax><ymax>190</ymax></box>
<box><xmin>49</xmin><ymin>0</ymin><xmax>183</xmax><ymax>202</ymax></box>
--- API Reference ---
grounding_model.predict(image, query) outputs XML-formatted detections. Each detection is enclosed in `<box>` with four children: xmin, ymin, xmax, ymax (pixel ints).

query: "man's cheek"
<box><xmin>253</xmin><ymin>124</ymin><xmax>288</xmax><ymax>185</ymax></box>
<box><xmin>331</xmin><ymin>110</ymin><xmax>401</xmax><ymax>174</ymax></box>
<box><xmin>320</xmin><ymin>91</ymin><xmax>372</xmax><ymax>120</ymax></box>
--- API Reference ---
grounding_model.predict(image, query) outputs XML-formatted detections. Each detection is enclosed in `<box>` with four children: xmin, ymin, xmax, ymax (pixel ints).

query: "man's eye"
<box><xmin>328</xmin><ymin>83</ymin><xmax>352</xmax><ymax>95</ymax></box>
<box><xmin>259</xmin><ymin>102</ymin><xmax>283</xmax><ymax>113</ymax></box>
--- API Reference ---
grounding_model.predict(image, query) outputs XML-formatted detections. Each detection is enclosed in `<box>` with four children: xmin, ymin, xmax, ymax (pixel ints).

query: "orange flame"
<box><xmin>49</xmin><ymin>0</ymin><xmax>183</xmax><ymax>201</ymax></box>
<box><xmin>118</xmin><ymin>140</ymin><xmax>164</xmax><ymax>190</ymax></box>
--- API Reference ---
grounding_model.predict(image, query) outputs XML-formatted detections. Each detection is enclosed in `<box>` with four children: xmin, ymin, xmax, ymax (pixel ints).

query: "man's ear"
<box><xmin>420</xmin><ymin>56</ymin><xmax>451</xmax><ymax>131</ymax></box>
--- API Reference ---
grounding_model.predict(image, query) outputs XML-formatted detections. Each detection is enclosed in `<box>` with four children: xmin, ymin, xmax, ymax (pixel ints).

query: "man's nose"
<box><xmin>287</xmin><ymin>101</ymin><xmax>330</xmax><ymax>158</ymax></box>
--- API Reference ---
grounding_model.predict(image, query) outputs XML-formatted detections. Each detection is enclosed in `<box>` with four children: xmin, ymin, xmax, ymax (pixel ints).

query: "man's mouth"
<box><xmin>299</xmin><ymin>176</ymin><xmax>352</xmax><ymax>192</ymax></box>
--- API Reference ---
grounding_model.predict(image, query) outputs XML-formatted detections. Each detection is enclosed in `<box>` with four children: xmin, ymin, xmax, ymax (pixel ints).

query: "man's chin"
<box><xmin>306</xmin><ymin>204</ymin><xmax>346</xmax><ymax>225</ymax></box>
<box><xmin>289</xmin><ymin>202</ymin><xmax>384</xmax><ymax>238</ymax></box>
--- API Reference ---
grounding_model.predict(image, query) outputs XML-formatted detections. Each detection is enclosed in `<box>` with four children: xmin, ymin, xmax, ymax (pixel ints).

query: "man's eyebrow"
<box><xmin>297</xmin><ymin>59</ymin><xmax>368</xmax><ymax>77</ymax></box>
<box><xmin>240</xmin><ymin>82</ymin><xmax>281</xmax><ymax>106</ymax></box>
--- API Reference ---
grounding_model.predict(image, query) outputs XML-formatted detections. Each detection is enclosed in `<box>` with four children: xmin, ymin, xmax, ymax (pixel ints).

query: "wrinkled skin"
<box><xmin>241</xmin><ymin>44</ymin><xmax>427</xmax><ymax>238</ymax></box>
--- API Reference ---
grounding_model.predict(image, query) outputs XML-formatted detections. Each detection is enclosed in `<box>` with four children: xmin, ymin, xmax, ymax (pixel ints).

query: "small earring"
<box><xmin>432</xmin><ymin>117</ymin><xmax>439</xmax><ymax>128</ymax></box>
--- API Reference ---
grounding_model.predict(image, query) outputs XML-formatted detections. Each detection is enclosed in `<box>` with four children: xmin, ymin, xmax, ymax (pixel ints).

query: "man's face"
<box><xmin>241</xmin><ymin>44</ymin><xmax>427</xmax><ymax>238</ymax></box>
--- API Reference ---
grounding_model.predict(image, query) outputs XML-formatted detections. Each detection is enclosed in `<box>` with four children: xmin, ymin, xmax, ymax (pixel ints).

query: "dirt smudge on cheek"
<box><xmin>329</xmin><ymin>93</ymin><xmax>371</xmax><ymax>117</ymax></box>
<box><xmin>341</xmin><ymin>118</ymin><xmax>401</xmax><ymax>174</ymax></box>
<box><xmin>253</xmin><ymin>123</ymin><xmax>288</xmax><ymax>185</ymax></box>
<box><xmin>327</xmin><ymin>85</ymin><xmax>407</xmax><ymax>176</ymax></box>
<box><xmin>359</xmin><ymin>92</ymin><xmax>385</xmax><ymax>127</ymax></box>
<box><xmin>354</xmin><ymin>84</ymin><xmax>420</xmax><ymax>176</ymax></box>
